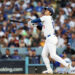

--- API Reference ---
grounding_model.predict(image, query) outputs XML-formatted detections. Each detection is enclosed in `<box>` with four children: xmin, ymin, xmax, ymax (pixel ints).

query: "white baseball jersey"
<box><xmin>40</xmin><ymin>16</ymin><xmax>55</xmax><ymax>37</ymax></box>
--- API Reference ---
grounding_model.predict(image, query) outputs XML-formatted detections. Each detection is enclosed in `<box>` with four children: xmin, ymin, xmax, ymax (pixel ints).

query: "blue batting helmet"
<box><xmin>44</xmin><ymin>7</ymin><xmax>54</xmax><ymax>15</ymax></box>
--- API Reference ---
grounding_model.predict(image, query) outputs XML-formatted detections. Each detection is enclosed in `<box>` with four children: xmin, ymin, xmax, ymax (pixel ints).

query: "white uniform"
<box><xmin>40</xmin><ymin>16</ymin><xmax>55</xmax><ymax>37</ymax></box>
<box><xmin>40</xmin><ymin>16</ymin><xmax>69</xmax><ymax>72</ymax></box>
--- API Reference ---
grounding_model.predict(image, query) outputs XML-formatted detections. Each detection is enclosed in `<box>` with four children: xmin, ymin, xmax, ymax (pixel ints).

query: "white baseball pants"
<box><xmin>41</xmin><ymin>35</ymin><xmax>69</xmax><ymax>71</ymax></box>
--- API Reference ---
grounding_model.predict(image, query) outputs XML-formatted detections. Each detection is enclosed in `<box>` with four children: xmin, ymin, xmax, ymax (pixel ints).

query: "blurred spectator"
<box><xmin>0</xmin><ymin>26</ymin><xmax>4</xmax><ymax>37</ymax></box>
<box><xmin>19</xmin><ymin>39</ymin><xmax>25</xmax><ymax>47</ymax></box>
<box><xmin>29</xmin><ymin>49</ymin><xmax>41</xmax><ymax>64</ymax></box>
<box><xmin>53</xmin><ymin>55</ymin><xmax>63</xmax><ymax>70</ymax></box>
<box><xmin>25</xmin><ymin>3</ymin><xmax>33</xmax><ymax>12</ymax></box>
<box><xmin>54</xmin><ymin>53</ymin><xmax>72</xmax><ymax>74</ymax></box>
<box><xmin>24</xmin><ymin>36</ymin><xmax>32</xmax><ymax>47</ymax></box>
<box><xmin>12</xmin><ymin>49</ymin><xmax>22</xmax><ymax>59</ymax></box>
<box><xmin>63</xmin><ymin>3</ymin><xmax>72</xmax><ymax>16</ymax></box>
<box><xmin>27</xmin><ymin>46</ymin><xmax>33</xmax><ymax>63</ymax></box>
<box><xmin>57</xmin><ymin>34</ymin><xmax>67</xmax><ymax>48</ymax></box>
<box><xmin>1</xmin><ymin>49</ymin><xmax>12</xmax><ymax>59</ymax></box>
<box><xmin>54</xmin><ymin>54</ymin><xmax>66</xmax><ymax>74</ymax></box>
<box><xmin>27</xmin><ymin>46</ymin><xmax>32</xmax><ymax>56</ymax></box>
<box><xmin>71</xmin><ymin>55</ymin><xmax>75</xmax><ymax>67</ymax></box>
<box><xmin>2</xmin><ymin>22</ymin><xmax>8</xmax><ymax>33</ymax></box>
<box><xmin>68</xmin><ymin>31</ymin><xmax>75</xmax><ymax>49</ymax></box>
<box><xmin>69</xmin><ymin>17</ymin><xmax>75</xmax><ymax>28</ymax></box>
<box><xmin>0</xmin><ymin>0</ymin><xmax>74</xmax><ymax>67</ymax></box>
<box><xmin>63</xmin><ymin>43</ymin><xmax>75</xmax><ymax>58</ymax></box>
<box><xmin>14</xmin><ymin>39</ymin><xmax>19</xmax><ymax>47</ymax></box>
<box><xmin>23</xmin><ymin>22</ymin><xmax>29</xmax><ymax>31</ymax></box>
<box><xmin>35</xmin><ymin>2</ymin><xmax>43</xmax><ymax>12</ymax></box>
<box><xmin>54</xmin><ymin>62</ymin><xmax>67</xmax><ymax>74</ymax></box>
<box><xmin>4</xmin><ymin>1</ymin><xmax>13</xmax><ymax>14</ymax></box>
<box><xmin>0</xmin><ymin>50</ymin><xmax>2</xmax><ymax>58</ymax></box>
<box><xmin>0</xmin><ymin>50</ymin><xmax>2</xmax><ymax>59</ymax></box>
<box><xmin>8</xmin><ymin>38</ymin><xmax>16</xmax><ymax>47</ymax></box>
<box><xmin>70</xmin><ymin>0</ymin><xmax>75</xmax><ymax>8</ymax></box>
<box><xmin>63</xmin><ymin>52</ymin><xmax>72</xmax><ymax>64</ymax></box>
<box><xmin>69</xmin><ymin>67</ymin><xmax>75</xmax><ymax>74</ymax></box>
<box><xmin>60</xmin><ymin>0</ymin><xmax>68</xmax><ymax>7</ymax></box>
<box><xmin>58</xmin><ymin>8</ymin><xmax>66</xmax><ymax>25</ymax></box>
<box><xmin>0</xmin><ymin>35</ymin><xmax>8</xmax><ymax>47</ymax></box>
<box><xmin>0</xmin><ymin>0</ymin><xmax>74</xmax><ymax>49</ymax></box>
<box><xmin>39</xmin><ymin>38</ymin><xmax>45</xmax><ymax>47</ymax></box>
<box><xmin>68</xmin><ymin>55</ymin><xmax>75</xmax><ymax>74</ymax></box>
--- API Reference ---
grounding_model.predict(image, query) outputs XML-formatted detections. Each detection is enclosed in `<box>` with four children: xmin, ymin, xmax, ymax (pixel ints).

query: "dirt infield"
<box><xmin>0</xmin><ymin>74</ymin><xmax>75</xmax><ymax>75</ymax></box>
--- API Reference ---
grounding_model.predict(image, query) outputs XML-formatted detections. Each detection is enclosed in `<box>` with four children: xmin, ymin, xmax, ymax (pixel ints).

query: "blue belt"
<box><xmin>47</xmin><ymin>34</ymin><xmax>55</xmax><ymax>37</ymax></box>
<box><xmin>47</xmin><ymin>35</ymin><xmax>51</xmax><ymax>37</ymax></box>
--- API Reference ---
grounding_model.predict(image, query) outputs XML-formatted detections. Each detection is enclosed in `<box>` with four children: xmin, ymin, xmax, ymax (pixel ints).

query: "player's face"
<box><xmin>44</xmin><ymin>10</ymin><xmax>51</xmax><ymax>15</ymax></box>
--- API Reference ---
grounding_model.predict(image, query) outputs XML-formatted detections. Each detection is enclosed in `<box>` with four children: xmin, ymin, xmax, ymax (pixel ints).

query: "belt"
<box><xmin>47</xmin><ymin>35</ymin><xmax>51</xmax><ymax>37</ymax></box>
<box><xmin>47</xmin><ymin>34</ymin><xmax>55</xmax><ymax>37</ymax></box>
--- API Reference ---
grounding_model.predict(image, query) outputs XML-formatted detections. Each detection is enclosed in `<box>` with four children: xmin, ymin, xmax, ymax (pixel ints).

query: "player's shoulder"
<box><xmin>42</xmin><ymin>16</ymin><xmax>52</xmax><ymax>19</ymax></box>
<box><xmin>42</xmin><ymin>15</ymin><xmax>51</xmax><ymax>17</ymax></box>
<box><xmin>40</xmin><ymin>15</ymin><xmax>52</xmax><ymax>21</ymax></box>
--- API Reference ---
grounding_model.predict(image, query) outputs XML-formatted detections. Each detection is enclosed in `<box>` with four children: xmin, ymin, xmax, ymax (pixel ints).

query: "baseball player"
<box><xmin>30</xmin><ymin>7</ymin><xmax>71</xmax><ymax>74</ymax></box>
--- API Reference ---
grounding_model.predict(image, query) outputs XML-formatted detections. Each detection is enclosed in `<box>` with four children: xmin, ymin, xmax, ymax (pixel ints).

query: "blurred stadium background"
<box><xmin>0</xmin><ymin>0</ymin><xmax>75</xmax><ymax>74</ymax></box>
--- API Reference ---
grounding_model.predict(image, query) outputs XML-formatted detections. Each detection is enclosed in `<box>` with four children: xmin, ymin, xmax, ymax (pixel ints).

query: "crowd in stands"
<box><xmin>0</xmin><ymin>0</ymin><xmax>75</xmax><ymax>74</ymax></box>
<box><xmin>0</xmin><ymin>0</ymin><xmax>75</xmax><ymax>48</ymax></box>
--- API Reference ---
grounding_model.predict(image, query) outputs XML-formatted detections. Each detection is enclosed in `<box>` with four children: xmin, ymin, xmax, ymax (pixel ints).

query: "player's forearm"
<box><xmin>31</xmin><ymin>18</ymin><xmax>41</xmax><ymax>23</ymax></box>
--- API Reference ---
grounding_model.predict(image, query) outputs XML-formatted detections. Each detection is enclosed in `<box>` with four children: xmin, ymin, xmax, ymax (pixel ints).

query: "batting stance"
<box><xmin>30</xmin><ymin>7</ymin><xmax>71</xmax><ymax>74</ymax></box>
